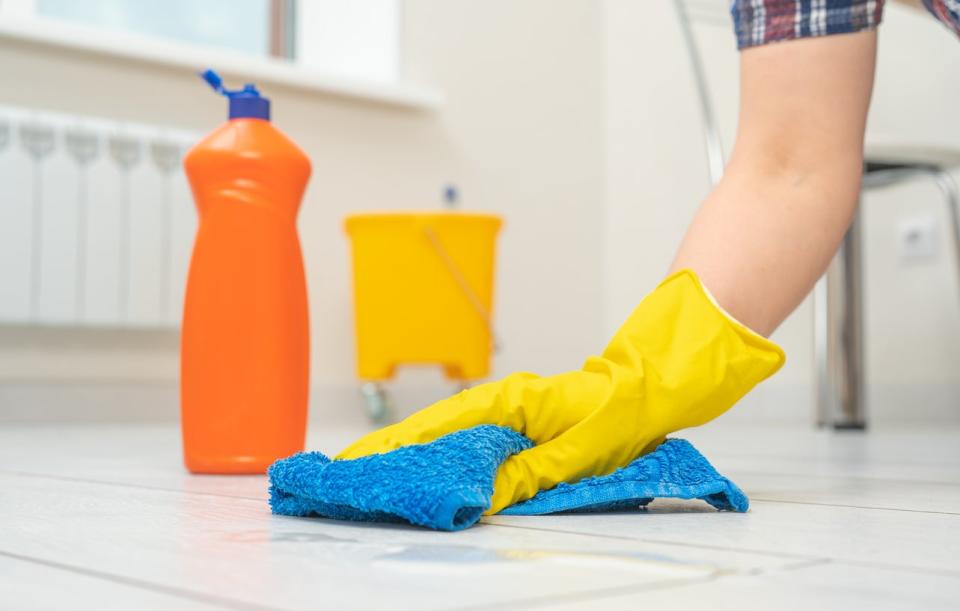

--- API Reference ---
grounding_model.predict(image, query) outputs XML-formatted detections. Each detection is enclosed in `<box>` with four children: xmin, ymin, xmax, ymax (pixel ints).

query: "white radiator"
<box><xmin>0</xmin><ymin>105</ymin><xmax>200</xmax><ymax>328</ymax></box>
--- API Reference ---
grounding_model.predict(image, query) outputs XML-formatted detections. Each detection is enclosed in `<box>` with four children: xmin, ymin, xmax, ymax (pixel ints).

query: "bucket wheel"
<box><xmin>360</xmin><ymin>382</ymin><xmax>393</xmax><ymax>425</ymax></box>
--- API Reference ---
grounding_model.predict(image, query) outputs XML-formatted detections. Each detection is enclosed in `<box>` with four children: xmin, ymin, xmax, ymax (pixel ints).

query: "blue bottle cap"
<box><xmin>200</xmin><ymin>69</ymin><xmax>270</xmax><ymax>121</ymax></box>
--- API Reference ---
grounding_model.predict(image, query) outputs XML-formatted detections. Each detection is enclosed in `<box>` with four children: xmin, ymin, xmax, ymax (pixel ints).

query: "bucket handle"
<box><xmin>422</xmin><ymin>225</ymin><xmax>501</xmax><ymax>354</ymax></box>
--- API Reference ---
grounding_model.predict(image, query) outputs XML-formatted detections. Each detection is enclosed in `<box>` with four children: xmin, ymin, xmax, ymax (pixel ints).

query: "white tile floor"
<box><xmin>1</xmin><ymin>422</ymin><xmax>959</xmax><ymax>610</ymax></box>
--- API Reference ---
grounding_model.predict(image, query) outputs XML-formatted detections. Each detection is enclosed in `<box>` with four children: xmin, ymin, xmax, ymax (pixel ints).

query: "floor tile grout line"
<box><xmin>483</xmin><ymin>521</ymin><xmax>823</xmax><ymax>562</ymax></box>
<box><xmin>833</xmin><ymin>559</ymin><xmax>960</xmax><ymax>579</ymax></box>
<box><xmin>443</xmin><ymin>557</ymin><xmax>842</xmax><ymax>611</ymax></box>
<box><xmin>769</xmin><ymin>557</ymin><xmax>835</xmax><ymax>574</ymax></box>
<box><xmin>0</xmin><ymin>469</ymin><xmax>830</xmax><ymax>562</ymax></box>
<box><xmin>11</xmin><ymin>468</ymin><xmax>958</xmax><ymax>518</ymax></box>
<box><xmin>727</xmin><ymin>469</ymin><xmax>960</xmax><ymax>488</ymax></box>
<box><xmin>772</xmin><ymin>556</ymin><xmax>951</xmax><ymax>583</ymax></box>
<box><xmin>8</xmin><ymin>468</ymin><xmax>960</xmax><ymax>579</ymax></box>
<box><xmin>0</xmin><ymin>468</ymin><xmax>892</xmax><ymax>573</ymax></box>
<box><xmin>750</xmin><ymin>497</ymin><xmax>960</xmax><ymax>516</ymax></box>
<box><xmin>440</xmin><ymin>574</ymin><xmax>723</xmax><ymax>611</ymax></box>
<box><xmin>0</xmin><ymin>548</ymin><xmax>288</xmax><ymax>611</ymax></box>
<box><xmin>486</xmin><ymin>521</ymin><xmax>960</xmax><ymax>578</ymax></box>
<box><xmin>0</xmin><ymin>469</ymin><xmax>266</xmax><ymax>502</ymax></box>
<box><xmin>10</xmin><ymin>466</ymin><xmax>960</xmax><ymax>518</ymax></box>
<box><xmin>705</xmin><ymin>452</ymin><xmax>960</xmax><ymax>469</ymax></box>
<box><xmin>743</xmin><ymin>555</ymin><xmax>960</xmax><ymax>580</ymax></box>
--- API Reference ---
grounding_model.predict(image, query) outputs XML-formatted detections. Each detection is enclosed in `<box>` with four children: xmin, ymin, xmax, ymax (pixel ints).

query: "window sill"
<box><xmin>0</xmin><ymin>17</ymin><xmax>443</xmax><ymax>112</ymax></box>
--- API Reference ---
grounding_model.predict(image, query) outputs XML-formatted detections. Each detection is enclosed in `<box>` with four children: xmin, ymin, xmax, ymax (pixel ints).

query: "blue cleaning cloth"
<box><xmin>268</xmin><ymin>425</ymin><xmax>748</xmax><ymax>531</ymax></box>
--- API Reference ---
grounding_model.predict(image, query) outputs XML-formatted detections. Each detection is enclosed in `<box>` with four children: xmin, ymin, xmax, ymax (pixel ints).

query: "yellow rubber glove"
<box><xmin>337</xmin><ymin>269</ymin><xmax>785</xmax><ymax>514</ymax></box>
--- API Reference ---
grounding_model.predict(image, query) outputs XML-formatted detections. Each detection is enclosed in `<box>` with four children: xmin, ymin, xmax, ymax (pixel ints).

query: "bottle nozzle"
<box><xmin>199</xmin><ymin>69</ymin><xmax>270</xmax><ymax>121</ymax></box>
<box><xmin>200</xmin><ymin>69</ymin><xmax>224</xmax><ymax>94</ymax></box>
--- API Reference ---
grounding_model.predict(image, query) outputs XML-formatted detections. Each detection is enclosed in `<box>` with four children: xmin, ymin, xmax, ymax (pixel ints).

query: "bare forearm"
<box><xmin>670</xmin><ymin>150</ymin><xmax>863</xmax><ymax>336</ymax></box>
<box><xmin>670</xmin><ymin>32</ymin><xmax>877</xmax><ymax>336</ymax></box>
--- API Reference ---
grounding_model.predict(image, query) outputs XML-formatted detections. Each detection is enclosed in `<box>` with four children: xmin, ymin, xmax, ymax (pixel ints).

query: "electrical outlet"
<box><xmin>898</xmin><ymin>216</ymin><xmax>938</xmax><ymax>262</ymax></box>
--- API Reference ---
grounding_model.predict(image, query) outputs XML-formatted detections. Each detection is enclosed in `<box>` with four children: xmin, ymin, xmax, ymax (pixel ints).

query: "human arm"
<box><xmin>338</xmin><ymin>31</ymin><xmax>879</xmax><ymax>514</ymax></box>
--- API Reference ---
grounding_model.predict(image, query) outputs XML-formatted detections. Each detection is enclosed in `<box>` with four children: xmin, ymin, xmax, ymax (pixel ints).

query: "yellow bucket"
<box><xmin>345</xmin><ymin>212</ymin><xmax>503</xmax><ymax>382</ymax></box>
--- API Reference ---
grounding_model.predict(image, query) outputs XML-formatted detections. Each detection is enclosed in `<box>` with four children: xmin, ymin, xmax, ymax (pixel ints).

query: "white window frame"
<box><xmin>0</xmin><ymin>0</ymin><xmax>439</xmax><ymax>109</ymax></box>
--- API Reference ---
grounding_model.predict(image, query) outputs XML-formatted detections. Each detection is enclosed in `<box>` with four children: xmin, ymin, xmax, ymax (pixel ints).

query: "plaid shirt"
<box><xmin>732</xmin><ymin>0</ymin><xmax>960</xmax><ymax>49</ymax></box>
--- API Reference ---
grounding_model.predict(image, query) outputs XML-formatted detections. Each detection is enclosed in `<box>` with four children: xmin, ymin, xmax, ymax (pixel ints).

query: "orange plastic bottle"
<box><xmin>180</xmin><ymin>70</ymin><xmax>311</xmax><ymax>473</ymax></box>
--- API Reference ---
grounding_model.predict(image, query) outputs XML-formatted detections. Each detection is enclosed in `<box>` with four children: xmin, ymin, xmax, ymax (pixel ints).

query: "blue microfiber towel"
<box><xmin>268</xmin><ymin>425</ymin><xmax>748</xmax><ymax>531</ymax></box>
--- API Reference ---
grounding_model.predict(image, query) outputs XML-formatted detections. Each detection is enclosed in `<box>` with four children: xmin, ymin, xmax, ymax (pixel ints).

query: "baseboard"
<box><xmin>0</xmin><ymin>382</ymin><xmax>180</xmax><ymax>422</ymax></box>
<box><xmin>1</xmin><ymin>380</ymin><xmax>956</xmax><ymax>426</ymax></box>
<box><xmin>865</xmin><ymin>382</ymin><xmax>960</xmax><ymax>424</ymax></box>
<box><xmin>0</xmin><ymin>379</ymin><xmax>466</xmax><ymax>425</ymax></box>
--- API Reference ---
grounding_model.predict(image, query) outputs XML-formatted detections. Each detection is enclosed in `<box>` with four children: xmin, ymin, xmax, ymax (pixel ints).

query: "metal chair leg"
<box><xmin>672</xmin><ymin>0</ymin><xmax>725</xmax><ymax>186</ymax></box>
<box><xmin>930</xmin><ymin>169</ymin><xmax>960</xmax><ymax>302</ymax></box>
<box><xmin>818</xmin><ymin>163</ymin><xmax>959</xmax><ymax>430</ymax></box>
<box><xmin>815</xmin><ymin>204</ymin><xmax>866</xmax><ymax>430</ymax></box>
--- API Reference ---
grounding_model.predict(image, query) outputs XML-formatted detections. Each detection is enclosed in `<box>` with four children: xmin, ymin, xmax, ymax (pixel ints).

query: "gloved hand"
<box><xmin>337</xmin><ymin>270</ymin><xmax>785</xmax><ymax>514</ymax></box>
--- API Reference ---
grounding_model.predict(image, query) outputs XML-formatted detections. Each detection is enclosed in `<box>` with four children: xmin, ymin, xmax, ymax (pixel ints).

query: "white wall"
<box><xmin>603</xmin><ymin>0</ymin><xmax>960</xmax><ymax>425</ymax></box>
<box><xmin>863</xmin><ymin>4</ymin><xmax>960</xmax><ymax>422</ymax></box>
<box><xmin>2</xmin><ymin>0</ymin><xmax>957</xmax><ymax>426</ymax></box>
<box><xmin>0</xmin><ymin>0</ymin><xmax>606</xmax><ymax>421</ymax></box>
